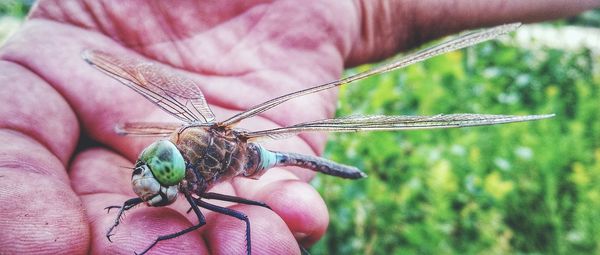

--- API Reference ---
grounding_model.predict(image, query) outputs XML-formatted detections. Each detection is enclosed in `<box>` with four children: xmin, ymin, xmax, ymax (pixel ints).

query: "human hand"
<box><xmin>0</xmin><ymin>1</ymin><xmax>357</xmax><ymax>253</ymax></box>
<box><xmin>0</xmin><ymin>1</ymin><xmax>597</xmax><ymax>254</ymax></box>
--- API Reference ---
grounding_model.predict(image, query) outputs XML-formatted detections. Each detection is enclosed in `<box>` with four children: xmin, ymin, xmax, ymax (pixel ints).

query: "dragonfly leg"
<box><xmin>186</xmin><ymin>192</ymin><xmax>271</xmax><ymax>213</ymax></box>
<box><xmin>196</xmin><ymin>199</ymin><xmax>251</xmax><ymax>255</ymax></box>
<box><xmin>135</xmin><ymin>192</ymin><xmax>207</xmax><ymax>255</ymax></box>
<box><xmin>202</xmin><ymin>192</ymin><xmax>271</xmax><ymax>210</ymax></box>
<box><xmin>198</xmin><ymin>193</ymin><xmax>313</xmax><ymax>254</ymax></box>
<box><xmin>105</xmin><ymin>197</ymin><xmax>144</xmax><ymax>242</ymax></box>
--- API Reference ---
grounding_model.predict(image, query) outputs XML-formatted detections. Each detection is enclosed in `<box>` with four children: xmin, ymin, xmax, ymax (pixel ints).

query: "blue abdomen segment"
<box><xmin>245</xmin><ymin>143</ymin><xmax>366</xmax><ymax>179</ymax></box>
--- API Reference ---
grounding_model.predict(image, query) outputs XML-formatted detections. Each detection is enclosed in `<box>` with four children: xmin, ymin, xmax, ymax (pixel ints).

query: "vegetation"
<box><xmin>313</xmin><ymin>17</ymin><xmax>600</xmax><ymax>255</ymax></box>
<box><xmin>0</xmin><ymin>0</ymin><xmax>31</xmax><ymax>18</ymax></box>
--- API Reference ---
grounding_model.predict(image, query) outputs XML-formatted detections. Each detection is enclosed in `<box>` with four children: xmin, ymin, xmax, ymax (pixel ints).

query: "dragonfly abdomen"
<box><xmin>243</xmin><ymin>143</ymin><xmax>367</xmax><ymax>179</ymax></box>
<box><xmin>273</xmin><ymin>151</ymin><xmax>367</xmax><ymax>179</ymax></box>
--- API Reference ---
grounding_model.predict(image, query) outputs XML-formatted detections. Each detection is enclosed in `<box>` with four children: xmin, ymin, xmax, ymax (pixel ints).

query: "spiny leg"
<box><xmin>105</xmin><ymin>197</ymin><xmax>144</xmax><ymax>242</ymax></box>
<box><xmin>202</xmin><ymin>192</ymin><xmax>271</xmax><ymax>210</ymax></box>
<box><xmin>201</xmin><ymin>193</ymin><xmax>312</xmax><ymax>254</ymax></box>
<box><xmin>187</xmin><ymin>192</ymin><xmax>271</xmax><ymax>213</ymax></box>
<box><xmin>196</xmin><ymin>199</ymin><xmax>251</xmax><ymax>255</ymax></box>
<box><xmin>135</xmin><ymin>192</ymin><xmax>206</xmax><ymax>255</ymax></box>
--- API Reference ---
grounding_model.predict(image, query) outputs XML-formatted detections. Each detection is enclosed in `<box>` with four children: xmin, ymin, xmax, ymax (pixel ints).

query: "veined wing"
<box><xmin>221</xmin><ymin>23</ymin><xmax>521</xmax><ymax>127</ymax></box>
<box><xmin>114</xmin><ymin>122</ymin><xmax>183</xmax><ymax>136</ymax></box>
<box><xmin>242</xmin><ymin>113</ymin><xmax>554</xmax><ymax>140</ymax></box>
<box><xmin>82</xmin><ymin>50</ymin><xmax>216</xmax><ymax>123</ymax></box>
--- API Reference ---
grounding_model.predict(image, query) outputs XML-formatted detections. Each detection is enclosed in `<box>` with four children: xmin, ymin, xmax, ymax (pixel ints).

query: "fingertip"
<box><xmin>69</xmin><ymin>148</ymin><xmax>135</xmax><ymax>196</ymax></box>
<box><xmin>84</xmin><ymin>194</ymin><xmax>208</xmax><ymax>255</ymax></box>
<box><xmin>203</xmin><ymin>204</ymin><xmax>300</xmax><ymax>255</ymax></box>
<box><xmin>0</xmin><ymin>171</ymin><xmax>89</xmax><ymax>254</ymax></box>
<box><xmin>256</xmin><ymin>180</ymin><xmax>329</xmax><ymax>246</ymax></box>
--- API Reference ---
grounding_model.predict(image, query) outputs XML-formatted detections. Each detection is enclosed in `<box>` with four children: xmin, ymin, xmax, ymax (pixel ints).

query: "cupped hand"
<box><xmin>1</xmin><ymin>0</ymin><xmax>597</xmax><ymax>254</ymax></box>
<box><xmin>0</xmin><ymin>1</ymin><xmax>363</xmax><ymax>254</ymax></box>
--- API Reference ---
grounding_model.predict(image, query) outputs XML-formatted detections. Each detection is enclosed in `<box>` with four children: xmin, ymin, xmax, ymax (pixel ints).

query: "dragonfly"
<box><xmin>82</xmin><ymin>22</ymin><xmax>553</xmax><ymax>255</ymax></box>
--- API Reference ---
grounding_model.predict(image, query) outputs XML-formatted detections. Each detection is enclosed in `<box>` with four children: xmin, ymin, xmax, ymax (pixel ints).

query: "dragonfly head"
<box><xmin>132</xmin><ymin>140</ymin><xmax>186</xmax><ymax>206</ymax></box>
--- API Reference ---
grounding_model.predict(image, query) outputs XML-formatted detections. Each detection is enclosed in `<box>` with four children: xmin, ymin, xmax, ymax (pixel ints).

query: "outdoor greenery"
<box><xmin>312</xmin><ymin>17</ymin><xmax>600</xmax><ymax>255</ymax></box>
<box><xmin>2</xmin><ymin>3</ymin><xmax>599</xmax><ymax>255</ymax></box>
<box><xmin>0</xmin><ymin>0</ymin><xmax>31</xmax><ymax>18</ymax></box>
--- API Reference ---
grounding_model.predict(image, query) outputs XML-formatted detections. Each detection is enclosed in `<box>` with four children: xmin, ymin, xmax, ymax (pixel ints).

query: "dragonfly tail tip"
<box><xmin>533</xmin><ymin>113</ymin><xmax>556</xmax><ymax>120</ymax></box>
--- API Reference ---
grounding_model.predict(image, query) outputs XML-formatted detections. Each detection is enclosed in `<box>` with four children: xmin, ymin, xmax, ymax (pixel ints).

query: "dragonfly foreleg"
<box><xmin>196</xmin><ymin>199</ymin><xmax>251</xmax><ymax>255</ymax></box>
<box><xmin>136</xmin><ymin>192</ymin><xmax>207</xmax><ymax>255</ymax></box>
<box><xmin>201</xmin><ymin>192</ymin><xmax>313</xmax><ymax>254</ymax></box>
<box><xmin>105</xmin><ymin>197</ymin><xmax>144</xmax><ymax>242</ymax></box>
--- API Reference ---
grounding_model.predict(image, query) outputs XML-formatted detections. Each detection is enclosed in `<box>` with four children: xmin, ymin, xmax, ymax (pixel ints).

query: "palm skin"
<box><xmin>0</xmin><ymin>0</ymin><xmax>597</xmax><ymax>254</ymax></box>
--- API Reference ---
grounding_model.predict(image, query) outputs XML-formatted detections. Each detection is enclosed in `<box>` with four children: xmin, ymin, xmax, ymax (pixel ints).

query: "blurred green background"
<box><xmin>313</xmin><ymin>10</ymin><xmax>600</xmax><ymax>255</ymax></box>
<box><xmin>2</xmin><ymin>1</ymin><xmax>599</xmax><ymax>254</ymax></box>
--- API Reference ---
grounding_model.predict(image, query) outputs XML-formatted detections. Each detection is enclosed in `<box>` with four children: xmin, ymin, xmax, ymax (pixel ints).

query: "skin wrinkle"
<box><xmin>75</xmin><ymin>5</ymin><xmax>332</xmax><ymax>140</ymax></box>
<box><xmin>0</xmin><ymin>160</ymin><xmax>50</xmax><ymax>175</ymax></box>
<box><xmin>98</xmin><ymin>1</ymin><xmax>122</xmax><ymax>42</ymax></box>
<box><xmin>29</xmin><ymin>3</ymin><xmax>342</xmax><ymax>157</ymax></box>
<box><xmin>151</xmin><ymin>1</ymin><xmax>193</xmax><ymax>67</ymax></box>
<box><xmin>159</xmin><ymin>8</ymin><xmax>337</xmax><ymax>130</ymax></box>
<box><xmin>215</xmin><ymin>5</ymin><xmax>269</xmax><ymax>71</ymax></box>
<box><xmin>87</xmin><ymin>2</ymin><xmax>230</xmax><ymax>49</ymax></box>
<box><xmin>0</xmin><ymin>129</ymin><xmax>68</xmax><ymax>177</ymax></box>
<box><xmin>0</xmin><ymin>124</ymin><xmax>64</xmax><ymax>166</ymax></box>
<box><xmin>79</xmin><ymin>1</ymin><xmax>98</xmax><ymax>30</ymax></box>
<box><xmin>0</xmin><ymin>61</ymin><xmax>78</xmax><ymax>164</ymax></box>
<box><xmin>349</xmin><ymin>1</ymin><xmax>425</xmax><ymax>66</ymax></box>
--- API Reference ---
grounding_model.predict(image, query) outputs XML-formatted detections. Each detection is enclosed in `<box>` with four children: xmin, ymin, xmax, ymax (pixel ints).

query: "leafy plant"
<box><xmin>313</xmin><ymin>29</ymin><xmax>599</xmax><ymax>254</ymax></box>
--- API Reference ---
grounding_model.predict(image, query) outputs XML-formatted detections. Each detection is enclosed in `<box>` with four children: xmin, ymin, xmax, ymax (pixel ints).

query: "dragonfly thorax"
<box><xmin>169</xmin><ymin>126</ymin><xmax>263</xmax><ymax>194</ymax></box>
<box><xmin>132</xmin><ymin>140</ymin><xmax>185</xmax><ymax>206</ymax></box>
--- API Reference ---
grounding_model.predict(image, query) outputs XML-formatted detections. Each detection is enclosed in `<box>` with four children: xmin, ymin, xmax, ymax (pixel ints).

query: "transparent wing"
<box><xmin>221</xmin><ymin>23</ymin><xmax>521</xmax><ymax>127</ymax></box>
<box><xmin>115</xmin><ymin>122</ymin><xmax>182</xmax><ymax>136</ymax></box>
<box><xmin>242</xmin><ymin>113</ymin><xmax>554</xmax><ymax>140</ymax></box>
<box><xmin>82</xmin><ymin>50</ymin><xmax>216</xmax><ymax>123</ymax></box>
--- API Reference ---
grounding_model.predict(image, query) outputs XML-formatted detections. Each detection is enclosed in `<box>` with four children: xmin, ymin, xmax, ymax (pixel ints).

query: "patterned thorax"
<box><xmin>169</xmin><ymin>126</ymin><xmax>253</xmax><ymax>194</ymax></box>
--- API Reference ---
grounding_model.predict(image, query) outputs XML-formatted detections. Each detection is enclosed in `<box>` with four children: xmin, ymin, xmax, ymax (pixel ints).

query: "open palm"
<box><xmin>0</xmin><ymin>1</ymin><xmax>358</xmax><ymax>254</ymax></box>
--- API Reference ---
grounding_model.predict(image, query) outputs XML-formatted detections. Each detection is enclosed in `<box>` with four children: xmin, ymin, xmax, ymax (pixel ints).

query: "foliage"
<box><xmin>566</xmin><ymin>9</ymin><xmax>600</xmax><ymax>27</ymax></box>
<box><xmin>0</xmin><ymin>0</ymin><xmax>32</xmax><ymax>18</ymax></box>
<box><xmin>312</xmin><ymin>29</ymin><xmax>600</xmax><ymax>254</ymax></box>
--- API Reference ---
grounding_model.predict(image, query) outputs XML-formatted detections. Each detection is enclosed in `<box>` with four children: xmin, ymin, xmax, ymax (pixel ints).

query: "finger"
<box><xmin>0</xmin><ymin>130</ymin><xmax>88</xmax><ymax>254</ymax></box>
<box><xmin>69</xmin><ymin>147</ymin><xmax>195</xmax><ymax>214</ymax></box>
<box><xmin>255</xmin><ymin>180</ymin><xmax>329</xmax><ymax>246</ymax></box>
<box><xmin>70</xmin><ymin>148</ymin><xmax>135</xmax><ymax>196</ymax></box>
<box><xmin>231</xmin><ymin>177</ymin><xmax>328</xmax><ymax>246</ymax></box>
<box><xmin>0</xmin><ymin>61</ymin><xmax>79</xmax><ymax>164</ymax></box>
<box><xmin>70</xmin><ymin>149</ymin><xmax>209</xmax><ymax>254</ymax></box>
<box><xmin>70</xmin><ymin>148</ymin><xmax>206</xmax><ymax>214</ymax></box>
<box><xmin>203</xmin><ymin>204</ymin><xmax>300</xmax><ymax>254</ymax></box>
<box><xmin>84</xmin><ymin>194</ymin><xmax>208</xmax><ymax>255</ymax></box>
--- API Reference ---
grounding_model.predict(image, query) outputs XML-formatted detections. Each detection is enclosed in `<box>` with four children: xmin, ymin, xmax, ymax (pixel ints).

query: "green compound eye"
<box><xmin>139</xmin><ymin>140</ymin><xmax>186</xmax><ymax>186</ymax></box>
